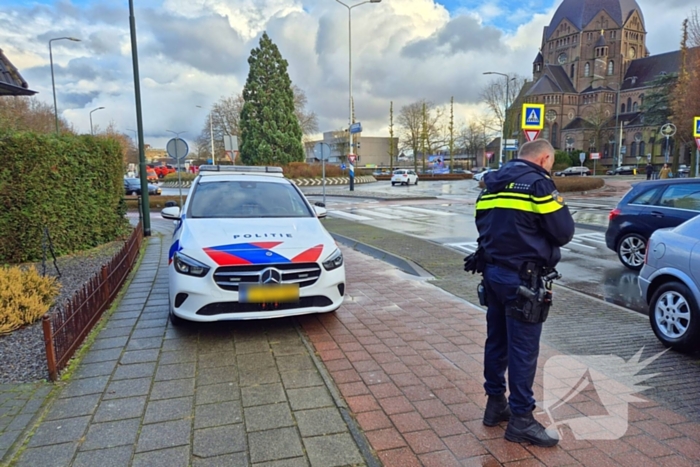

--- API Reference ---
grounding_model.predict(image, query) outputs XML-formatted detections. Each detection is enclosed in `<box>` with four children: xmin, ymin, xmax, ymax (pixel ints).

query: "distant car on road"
<box><xmin>606</xmin><ymin>166</ymin><xmax>636</xmax><ymax>175</ymax></box>
<box><xmin>473</xmin><ymin>168</ymin><xmax>496</xmax><ymax>182</ymax></box>
<box><xmin>605</xmin><ymin>178</ymin><xmax>700</xmax><ymax>269</ymax></box>
<box><xmin>124</xmin><ymin>178</ymin><xmax>161</xmax><ymax>196</ymax></box>
<box><xmin>555</xmin><ymin>166</ymin><xmax>592</xmax><ymax>177</ymax></box>
<box><xmin>391</xmin><ymin>169</ymin><xmax>418</xmax><ymax>186</ymax></box>
<box><xmin>638</xmin><ymin>215</ymin><xmax>700</xmax><ymax>352</ymax></box>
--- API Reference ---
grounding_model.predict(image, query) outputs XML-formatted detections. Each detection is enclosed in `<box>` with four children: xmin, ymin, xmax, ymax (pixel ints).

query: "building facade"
<box><xmin>511</xmin><ymin>0</ymin><xmax>691</xmax><ymax>167</ymax></box>
<box><xmin>305</xmin><ymin>132</ymin><xmax>399</xmax><ymax>168</ymax></box>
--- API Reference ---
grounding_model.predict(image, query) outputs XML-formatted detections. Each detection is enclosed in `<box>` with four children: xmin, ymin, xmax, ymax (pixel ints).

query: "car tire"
<box><xmin>414</xmin><ymin>179</ymin><xmax>418</xmax><ymax>185</ymax></box>
<box><xmin>616</xmin><ymin>233</ymin><xmax>647</xmax><ymax>270</ymax></box>
<box><xmin>391</xmin><ymin>182</ymin><xmax>396</xmax><ymax>186</ymax></box>
<box><xmin>169</xmin><ymin>306</ymin><xmax>185</xmax><ymax>326</ymax></box>
<box><xmin>649</xmin><ymin>281</ymin><xmax>700</xmax><ymax>353</ymax></box>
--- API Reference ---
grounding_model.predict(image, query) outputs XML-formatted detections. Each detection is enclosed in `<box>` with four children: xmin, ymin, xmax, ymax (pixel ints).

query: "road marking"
<box><xmin>446</xmin><ymin>242</ymin><xmax>479</xmax><ymax>253</ymax></box>
<box><xmin>353</xmin><ymin>209</ymin><xmax>402</xmax><ymax>220</ymax></box>
<box><xmin>396</xmin><ymin>206</ymin><xmax>455</xmax><ymax>216</ymax></box>
<box><xmin>568</xmin><ymin>202</ymin><xmax>614</xmax><ymax>209</ymax></box>
<box><xmin>328</xmin><ymin>211</ymin><xmax>372</xmax><ymax>221</ymax></box>
<box><xmin>575</xmin><ymin>232</ymin><xmax>607</xmax><ymax>244</ymax></box>
<box><xmin>568</xmin><ymin>239</ymin><xmax>596</xmax><ymax>250</ymax></box>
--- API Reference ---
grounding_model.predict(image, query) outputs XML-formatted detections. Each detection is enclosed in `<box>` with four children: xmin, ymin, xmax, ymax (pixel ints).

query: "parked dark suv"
<box><xmin>605</xmin><ymin>179</ymin><xmax>700</xmax><ymax>269</ymax></box>
<box><xmin>606</xmin><ymin>166</ymin><xmax>636</xmax><ymax>175</ymax></box>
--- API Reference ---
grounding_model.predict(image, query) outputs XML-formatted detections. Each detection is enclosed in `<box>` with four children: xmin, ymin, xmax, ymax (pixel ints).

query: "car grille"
<box><xmin>196</xmin><ymin>296</ymin><xmax>333</xmax><ymax>315</ymax></box>
<box><xmin>213</xmin><ymin>263</ymin><xmax>322</xmax><ymax>291</ymax></box>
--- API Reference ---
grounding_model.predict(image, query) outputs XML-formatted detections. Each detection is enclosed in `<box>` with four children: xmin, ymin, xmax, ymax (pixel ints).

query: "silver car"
<box><xmin>638</xmin><ymin>215</ymin><xmax>700</xmax><ymax>352</ymax></box>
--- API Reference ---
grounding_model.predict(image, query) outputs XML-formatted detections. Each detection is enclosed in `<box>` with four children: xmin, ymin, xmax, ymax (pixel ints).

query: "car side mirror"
<box><xmin>161</xmin><ymin>206</ymin><xmax>181</xmax><ymax>220</ymax></box>
<box><xmin>313</xmin><ymin>205</ymin><xmax>327</xmax><ymax>218</ymax></box>
<box><xmin>314</xmin><ymin>202</ymin><xmax>326</xmax><ymax>208</ymax></box>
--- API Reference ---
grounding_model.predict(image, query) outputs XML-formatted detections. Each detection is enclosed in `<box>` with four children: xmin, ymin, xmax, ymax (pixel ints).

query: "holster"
<box><xmin>477</xmin><ymin>280</ymin><xmax>488</xmax><ymax>307</ymax></box>
<box><xmin>506</xmin><ymin>264</ymin><xmax>558</xmax><ymax>324</ymax></box>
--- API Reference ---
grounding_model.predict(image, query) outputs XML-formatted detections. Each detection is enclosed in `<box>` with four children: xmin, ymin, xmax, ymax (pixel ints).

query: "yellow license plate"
<box><xmin>240</xmin><ymin>284</ymin><xmax>299</xmax><ymax>303</ymax></box>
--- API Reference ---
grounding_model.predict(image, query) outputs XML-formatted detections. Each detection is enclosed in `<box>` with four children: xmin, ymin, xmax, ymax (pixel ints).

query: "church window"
<box><xmin>551</xmin><ymin>123</ymin><xmax>559</xmax><ymax>147</ymax></box>
<box><xmin>640</xmin><ymin>141</ymin><xmax>645</xmax><ymax>156</ymax></box>
<box><xmin>608</xmin><ymin>60</ymin><xmax>614</xmax><ymax>75</ymax></box>
<box><xmin>621</xmin><ymin>103</ymin><xmax>626</xmax><ymax>113</ymax></box>
<box><xmin>570</xmin><ymin>63</ymin><xmax>575</xmax><ymax>78</ymax></box>
<box><xmin>627</xmin><ymin>97</ymin><xmax>632</xmax><ymax>111</ymax></box>
<box><xmin>631</xmin><ymin>142</ymin><xmax>637</xmax><ymax>158</ymax></box>
<box><xmin>584</xmin><ymin>62</ymin><xmax>590</xmax><ymax>76</ymax></box>
<box><xmin>639</xmin><ymin>94</ymin><xmax>644</xmax><ymax>107</ymax></box>
<box><xmin>633</xmin><ymin>101</ymin><xmax>638</xmax><ymax>112</ymax></box>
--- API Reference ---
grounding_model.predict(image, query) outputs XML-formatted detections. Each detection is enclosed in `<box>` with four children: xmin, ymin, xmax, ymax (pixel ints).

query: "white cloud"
<box><xmin>0</xmin><ymin>0</ymin><xmax>692</xmax><ymax>150</ymax></box>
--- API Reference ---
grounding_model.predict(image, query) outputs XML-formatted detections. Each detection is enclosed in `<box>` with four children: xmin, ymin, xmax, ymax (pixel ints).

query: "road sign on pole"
<box><xmin>349</xmin><ymin>122</ymin><xmax>362</xmax><ymax>134</ymax></box>
<box><xmin>696</xmin><ymin>137</ymin><xmax>700</xmax><ymax>151</ymax></box>
<box><xmin>694</xmin><ymin>116</ymin><xmax>700</xmax><ymax>137</ymax></box>
<box><xmin>523</xmin><ymin>130</ymin><xmax>541</xmax><ymax>142</ymax></box>
<box><xmin>521</xmin><ymin>103</ymin><xmax>545</xmax><ymax>130</ymax></box>
<box><xmin>314</xmin><ymin>142</ymin><xmax>331</xmax><ymax>206</ymax></box>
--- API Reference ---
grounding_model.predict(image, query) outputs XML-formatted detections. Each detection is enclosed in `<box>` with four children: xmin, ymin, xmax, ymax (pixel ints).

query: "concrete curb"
<box><xmin>331</xmin><ymin>233</ymin><xmax>433</xmax><ymax>278</ymax></box>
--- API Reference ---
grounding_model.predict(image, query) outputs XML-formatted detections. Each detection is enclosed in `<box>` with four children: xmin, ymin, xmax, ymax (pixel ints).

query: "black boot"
<box><xmin>505</xmin><ymin>411</ymin><xmax>559</xmax><ymax>447</ymax></box>
<box><xmin>482</xmin><ymin>394</ymin><xmax>511</xmax><ymax>426</ymax></box>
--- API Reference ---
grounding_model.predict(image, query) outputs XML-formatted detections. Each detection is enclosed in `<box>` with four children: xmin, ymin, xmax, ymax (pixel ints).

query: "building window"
<box><xmin>640</xmin><ymin>141</ymin><xmax>646</xmax><ymax>157</ymax></box>
<box><xmin>570</xmin><ymin>63</ymin><xmax>575</xmax><ymax>78</ymax></box>
<box><xmin>584</xmin><ymin>62</ymin><xmax>591</xmax><ymax>76</ymax></box>
<box><xmin>551</xmin><ymin>123</ymin><xmax>559</xmax><ymax>148</ymax></box>
<box><xmin>608</xmin><ymin>61</ymin><xmax>614</xmax><ymax>75</ymax></box>
<box><xmin>621</xmin><ymin>103</ymin><xmax>626</xmax><ymax>113</ymax></box>
<box><xmin>627</xmin><ymin>97</ymin><xmax>632</xmax><ymax>111</ymax></box>
<box><xmin>639</xmin><ymin>94</ymin><xmax>645</xmax><ymax>107</ymax></box>
<box><xmin>631</xmin><ymin>142</ymin><xmax>637</xmax><ymax>157</ymax></box>
<box><xmin>633</xmin><ymin>102</ymin><xmax>639</xmax><ymax>112</ymax></box>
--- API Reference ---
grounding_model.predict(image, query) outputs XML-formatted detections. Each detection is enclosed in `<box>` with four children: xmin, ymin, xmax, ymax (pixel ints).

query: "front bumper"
<box><xmin>169</xmin><ymin>264</ymin><xmax>346</xmax><ymax>322</ymax></box>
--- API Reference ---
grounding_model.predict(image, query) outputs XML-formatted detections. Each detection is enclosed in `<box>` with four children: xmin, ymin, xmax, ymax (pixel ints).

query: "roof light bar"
<box><xmin>198</xmin><ymin>165</ymin><xmax>283</xmax><ymax>174</ymax></box>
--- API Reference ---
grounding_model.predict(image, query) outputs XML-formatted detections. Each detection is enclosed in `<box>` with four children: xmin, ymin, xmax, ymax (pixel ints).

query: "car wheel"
<box><xmin>616</xmin><ymin>233</ymin><xmax>646</xmax><ymax>270</ymax></box>
<box><xmin>649</xmin><ymin>282</ymin><xmax>700</xmax><ymax>353</ymax></box>
<box><xmin>391</xmin><ymin>182</ymin><xmax>396</xmax><ymax>186</ymax></box>
<box><xmin>169</xmin><ymin>306</ymin><xmax>185</xmax><ymax>326</ymax></box>
<box><xmin>414</xmin><ymin>179</ymin><xmax>418</xmax><ymax>185</ymax></box>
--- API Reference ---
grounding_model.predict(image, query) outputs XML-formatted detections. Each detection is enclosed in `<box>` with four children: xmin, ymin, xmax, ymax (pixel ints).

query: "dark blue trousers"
<box><xmin>483</xmin><ymin>264</ymin><xmax>542</xmax><ymax>416</ymax></box>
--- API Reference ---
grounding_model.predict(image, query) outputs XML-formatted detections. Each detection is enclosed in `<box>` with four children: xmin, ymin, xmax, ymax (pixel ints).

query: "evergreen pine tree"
<box><xmin>240</xmin><ymin>33</ymin><xmax>304</xmax><ymax>165</ymax></box>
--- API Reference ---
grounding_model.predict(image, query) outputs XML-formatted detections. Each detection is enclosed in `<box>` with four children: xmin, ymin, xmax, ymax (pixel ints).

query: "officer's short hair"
<box><xmin>519</xmin><ymin>139</ymin><xmax>554</xmax><ymax>160</ymax></box>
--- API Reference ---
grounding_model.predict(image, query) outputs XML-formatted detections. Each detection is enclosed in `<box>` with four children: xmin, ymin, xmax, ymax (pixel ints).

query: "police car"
<box><xmin>160</xmin><ymin>165</ymin><xmax>345</xmax><ymax>325</ymax></box>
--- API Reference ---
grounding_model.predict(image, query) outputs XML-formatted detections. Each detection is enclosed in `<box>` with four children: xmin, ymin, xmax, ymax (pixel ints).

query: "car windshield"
<box><xmin>188</xmin><ymin>180</ymin><xmax>313</xmax><ymax>219</ymax></box>
<box><xmin>125</xmin><ymin>179</ymin><xmax>140</xmax><ymax>186</ymax></box>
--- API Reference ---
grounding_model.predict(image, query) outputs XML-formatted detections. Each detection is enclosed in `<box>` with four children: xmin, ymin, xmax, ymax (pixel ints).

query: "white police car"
<box><xmin>160</xmin><ymin>165</ymin><xmax>345</xmax><ymax>325</ymax></box>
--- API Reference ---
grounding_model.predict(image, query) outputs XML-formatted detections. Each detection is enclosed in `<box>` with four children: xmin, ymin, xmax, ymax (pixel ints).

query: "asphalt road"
<box><xmin>306</xmin><ymin>178</ymin><xmax>648</xmax><ymax>313</ymax></box>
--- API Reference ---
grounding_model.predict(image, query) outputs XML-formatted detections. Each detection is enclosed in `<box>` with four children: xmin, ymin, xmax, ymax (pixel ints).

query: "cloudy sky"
<box><xmin>0</xmin><ymin>0</ymin><xmax>693</xmax><ymax>149</ymax></box>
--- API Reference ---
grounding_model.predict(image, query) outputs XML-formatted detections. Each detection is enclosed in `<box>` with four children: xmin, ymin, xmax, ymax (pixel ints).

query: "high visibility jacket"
<box><xmin>475</xmin><ymin>159</ymin><xmax>574</xmax><ymax>271</ymax></box>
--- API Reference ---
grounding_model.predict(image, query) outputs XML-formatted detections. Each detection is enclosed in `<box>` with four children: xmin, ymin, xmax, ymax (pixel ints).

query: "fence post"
<box><xmin>42</xmin><ymin>315</ymin><xmax>58</xmax><ymax>381</ymax></box>
<box><xmin>101</xmin><ymin>266</ymin><xmax>109</xmax><ymax>305</ymax></box>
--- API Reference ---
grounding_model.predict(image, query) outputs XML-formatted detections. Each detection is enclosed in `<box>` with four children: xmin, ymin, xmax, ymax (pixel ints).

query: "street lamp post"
<box><xmin>483</xmin><ymin>72</ymin><xmax>515</xmax><ymax>167</ymax></box>
<box><xmin>615</xmin><ymin>75</ymin><xmax>637</xmax><ymax>168</ymax></box>
<box><xmin>89</xmin><ymin>106</ymin><xmax>105</xmax><ymax>135</ymax></box>
<box><xmin>196</xmin><ymin>105</ymin><xmax>216</xmax><ymax>165</ymax></box>
<box><xmin>334</xmin><ymin>0</ymin><xmax>382</xmax><ymax>191</ymax></box>
<box><xmin>49</xmin><ymin>37</ymin><xmax>81</xmax><ymax>134</ymax></box>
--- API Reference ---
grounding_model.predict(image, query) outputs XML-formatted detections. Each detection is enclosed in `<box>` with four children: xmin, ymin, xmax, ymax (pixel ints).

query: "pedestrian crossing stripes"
<box><xmin>328</xmin><ymin>205</ymin><xmax>456</xmax><ymax>222</ymax></box>
<box><xmin>446</xmin><ymin>232</ymin><xmax>607</xmax><ymax>254</ymax></box>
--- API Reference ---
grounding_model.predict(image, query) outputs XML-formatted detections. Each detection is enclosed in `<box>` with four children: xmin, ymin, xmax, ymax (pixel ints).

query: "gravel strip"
<box><xmin>0</xmin><ymin>237</ymin><xmax>128</xmax><ymax>383</ymax></box>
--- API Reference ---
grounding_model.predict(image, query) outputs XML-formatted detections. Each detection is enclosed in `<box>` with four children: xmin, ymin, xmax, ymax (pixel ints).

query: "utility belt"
<box><xmin>466</xmin><ymin>251</ymin><xmax>560</xmax><ymax>324</ymax></box>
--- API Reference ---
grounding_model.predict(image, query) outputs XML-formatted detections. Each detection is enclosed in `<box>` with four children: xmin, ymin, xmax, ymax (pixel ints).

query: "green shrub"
<box><xmin>0</xmin><ymin>265</ymin><xmax>60</xmax><ymax>335</ymax></box>
<box><xmin>0</xmin><ymin>132</ymin><xmax>130</xmax><ymax>263</ymax></box>
<box><xmin>163</xmin><ymin>172</ymin><xmax>196</xmax><ymax>182</ymax></box>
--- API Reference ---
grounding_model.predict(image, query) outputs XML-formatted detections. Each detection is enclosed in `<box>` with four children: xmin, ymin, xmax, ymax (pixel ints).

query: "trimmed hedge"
<box><xmin>0</xmin><ymin>132</ymin><xmax>130</xmax><ymax>263</ymax></box>
<box><xmin>478</xmin><ymin>176</ymin><xmax>605</xmax><ymax>193</ymax></box>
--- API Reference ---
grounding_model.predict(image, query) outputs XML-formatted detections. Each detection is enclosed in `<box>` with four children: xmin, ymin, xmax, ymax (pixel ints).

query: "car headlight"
<box><xmin>322</xmin><ymin>248</ymin><xmax>343</xmax><ymax>271</ymax></box>
<box><xmin>173</xmin><ymin>252</ymin><xmax>210</xmax><ymax>277</ymax></box>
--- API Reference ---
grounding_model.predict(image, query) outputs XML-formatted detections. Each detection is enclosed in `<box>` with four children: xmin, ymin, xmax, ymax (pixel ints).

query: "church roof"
<box><xmin>525</xmin><ymin>64</ymin><xmax>576</xmax><ymax>96</ymax></box>
<box><xmin>595</xmin><ymin>32</ymin><xmax>607</xmax><ymax>47</ymax></box>
<box><xmin>546</xmin><ymin>0</ymin><xmax>644</xmax><ymax>40</ymax></box>
<box><xmin>622</xmin><ymin>49</ymin><xmax>686</xmax><ymax>90</ymax></box>
<box><xmin>534</xmin><ymin>51</ymin><xmax>543</xmax><ymax>64</ymax></box>
<box><xmin>0</xmin><ymin>49</ymin><xmax>36</xmax><ymax>96</ymax></box>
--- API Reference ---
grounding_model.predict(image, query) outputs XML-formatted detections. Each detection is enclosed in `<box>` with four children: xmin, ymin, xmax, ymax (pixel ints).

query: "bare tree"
<box><xmin>0</xmin><ymin>96</ymin><xmax>72</xmax><ymax>134</ymax></box>
<box><xmin>480</xmin><ymin>74</ymin><xmax>527</xmax><ymax>139</ymax></box>
<box><xmin>397</xmin><ymin>99</ymin><xmax>445</xmax><ymax>172</ymax></box>
<box><xmin>689</xmin><ymin>8</ymin><xmax>700</xmax><ymax>48</ymax></box>
<box><xmin>458</xmin><ymin>118</ymin><xmax>494</xmax><ymax>163</ymax></box>
<box><xmin>292</xmin><ymin>84</ymin><xmax>319</xmax><ymax>140</ymax></box>
<box><xmin>581</xmin><ymin>104</ymin><xmax>614</xmax><ymax>155</ymax></box>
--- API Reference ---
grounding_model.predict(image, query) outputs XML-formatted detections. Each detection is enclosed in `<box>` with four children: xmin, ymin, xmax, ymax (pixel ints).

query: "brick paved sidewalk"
<box><xmin>299</xmin><ymin>248</ymin><xmax>700</xmax><ymax>467</ymax></box>
<box><xmin>9</xmin><ymin>236</ymin><xmax>369</xmax><ymax>467</ymax></box>
<box><xmin>0</xmin><ymin>383</ymin><xmax>52</xmax><ymax>464</ymax></box>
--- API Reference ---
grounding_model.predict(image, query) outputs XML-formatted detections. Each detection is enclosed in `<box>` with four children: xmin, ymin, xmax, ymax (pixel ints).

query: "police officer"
<box><xmin>475</xmin><ymin>139</ymin><xmax>574</xmax><ymax>447</ymax></box>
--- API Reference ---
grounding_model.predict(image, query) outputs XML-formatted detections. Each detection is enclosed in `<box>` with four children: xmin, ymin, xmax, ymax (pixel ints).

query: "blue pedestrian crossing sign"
<box><xmin>521</xmin><ymin>103</ymin><xmax>545</xmax><ymax>130</ymax></box>
<box><xmin>694</xmin><ymin>116</ymin><xmax>700</xmax><ymax>138</ymax></box>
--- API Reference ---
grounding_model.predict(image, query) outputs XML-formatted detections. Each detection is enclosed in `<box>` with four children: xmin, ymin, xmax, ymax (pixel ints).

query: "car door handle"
<box><xmin>650</xmin><ymin>211</ymin><xmax>664</xmax><ymax>218</ymax></box>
